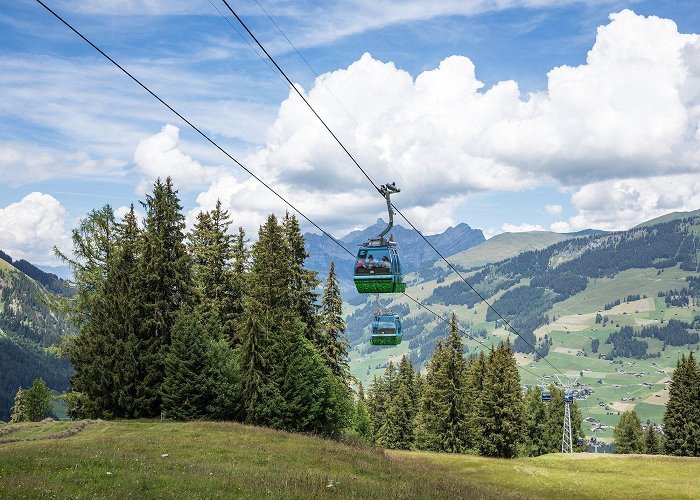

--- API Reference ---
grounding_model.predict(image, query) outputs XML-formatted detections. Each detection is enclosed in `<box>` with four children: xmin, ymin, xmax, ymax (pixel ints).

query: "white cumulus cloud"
<box><xmin>545</xmin><ymin>204</ymin><xmax>563</xmax><ymax>215</ymax></box>
<box><xmin>235</xmin><ymin>9</ymin><xmax>700</xmax><ymax>235</ymax></box>
<box><xmin>0</xmin><ymin>193</ymin><xmax>71</xmax><ymax>265</ymax></box>
<box><xmin>134</xmin><ymin>124</ymin><xmax>224</xmax><ymax>194</ymax></box>
<box><xmin>551</xmin><ymin>174</ymin><xmax>700</xmax><ymax>232</ymax></box>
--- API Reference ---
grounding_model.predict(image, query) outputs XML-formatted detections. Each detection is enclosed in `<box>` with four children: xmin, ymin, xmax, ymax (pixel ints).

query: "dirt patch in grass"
<box><xmin>610</xmin><ymin>402</ymin><xmax>636</xmax><ymax>413</ymax></box>
<box><xmin>643</xmin><ymin>391</ymin><xmax>670</xmax><ymax>405</ymax></box>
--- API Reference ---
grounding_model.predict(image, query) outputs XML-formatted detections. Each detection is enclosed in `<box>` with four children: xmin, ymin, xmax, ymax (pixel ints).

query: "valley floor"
<box><xmin>2</xmin><ymin>420</ymin><xmax>699</xmax><ymax>499</ymax></box>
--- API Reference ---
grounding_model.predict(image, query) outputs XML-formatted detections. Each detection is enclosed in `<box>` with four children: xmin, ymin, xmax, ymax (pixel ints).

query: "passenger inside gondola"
<box><xmin>355</xmin><ymin>248</ymin><xmax>391</xmax><ymax>275</ymax></box>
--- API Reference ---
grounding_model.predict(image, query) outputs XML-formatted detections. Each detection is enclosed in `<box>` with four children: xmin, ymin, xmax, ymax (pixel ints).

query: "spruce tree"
<box><xmin>58</xmin><ymin>206</ymin><xmax>118</xmax><ymax>418</ymax></box>
<box><xmin>319</xmin><ymin>262</ymin><xmax>350</xmax><ymax>382</ymax></box>
<box><xmin>108</xmin><ymin>205</ymin><xmax>143</xmax><ymax>418</ymax></box>
<box><xmin>521</xmin><ymin>386</ymin><xmax>549</xmax><ymax>456</ymax></box>
<box><xmin>544</xmin><ymin>385</ymin><xmax>565</xmax><ymax>452</ymax></box>
<box><xmin>368</xmin><ymin>374</ymin><xmax>388</xmax><ymax>438</ymax></box>
<box><xmin>377</xmin><ymin>383</ymin><xmax>414</xmax><ymax>450</ymax></box>
<box><xmin>663</xmin><ymin>352</ymin><xmax>700</xmax><ymax>456</ymax></box>
<box><xmin>464</xmin><ymin>350</ymin><xmax>487</xmax><ymax>450</ymax></box>
<box><xmin>477</xmin><ymin>342</ymin><xmax>523</xmax><ymax>458</ymax></box>
<box><xmin>188</xmin><ymin>200</ymin><xmax>236</xmax><ymax>326</ymax></box>
<box><xmin>614</xmin><ymin>410</ymin><xmax>644</xmax><ymax>454</ymax></box>
<box><xmin>645</xmin><ymin>424</ymin><xmax>661</xmax><ymax>455</ymax></box>
<box><xmin>415</xmin><ymin>317</ymin><xmax>470</xmax><ymax>453</ymax></box>
<box><xmin>137</xmin><ymin>177</ymin><xmax>191</xmax><ymax>417</ymax></box>
<box><xmin>237</xmin><ymin>214</ymin><xmax>350</xmax><ymax>435</ymax></box>
<box><xmin>227</xmin><ymin>226</ymin><xmax>249</xmax><ymax>346</ymax></box>
<box><xmin>353</xmin><ymin>382</ymin><xmax>373</xmax><ymax>442</ymax></box>
<box><xmin>282</xmin><ymin>213</ymin><xmax>320</xmax><ymax>345</ymax></box>
<box><xmin>161</xmin><ymin>310</ymin><xmax>213</xmax><ymax>420</ymax></box>
<box><xmin>377</xmin><ymin>356</ymin><xmax>418</xmax><ymax>450</ymax></box>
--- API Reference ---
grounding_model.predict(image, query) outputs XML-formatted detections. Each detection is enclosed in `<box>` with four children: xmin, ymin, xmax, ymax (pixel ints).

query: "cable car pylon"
<box><xmin>555</xmin><ymin>374</ymin><xmax>580</xmax><ymax>454</ymax></box>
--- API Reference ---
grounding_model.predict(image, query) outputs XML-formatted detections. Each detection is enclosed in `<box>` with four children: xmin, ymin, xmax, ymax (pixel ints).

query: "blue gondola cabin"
<box><xmin>370</xmin><ymin>313</ymin><xmax>402</xmax><ymax>346</ymax></box>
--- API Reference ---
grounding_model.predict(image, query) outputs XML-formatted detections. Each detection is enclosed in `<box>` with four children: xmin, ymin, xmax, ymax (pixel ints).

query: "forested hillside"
<box><xmin>0</xmin><ymin>256</ymin><xmax>74</xmax><ymax>421</ymax></box>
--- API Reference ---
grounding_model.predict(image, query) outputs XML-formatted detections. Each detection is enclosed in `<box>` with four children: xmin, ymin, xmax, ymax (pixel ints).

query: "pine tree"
<box><xmin>137</xmin><ymin>177</ymin><xmax>192</xmax><ymax>417</ymax></box>
<box><xmin>614</xmin><ymin>410</ymin><xmax>644</xmax><ymax>454</ymax></box>
<box><xmin>10</xmin><ymin>388</ymin><xmax>25</xmax><ymax>423</ymax></box>
<box><xmin>663</xmin><ymin>352</ymin><xmax>700</xmax><ymax>456</ymax></box>
<box><xmin>645</xmin><ymin>424</ymin><xmax>661</xmax><ymax>455</ymax></box>
<box><xmin>477</xmin><ymin>342</ymin><xmax>523</xmax><ymax>458</ymax></box>
<box><xmin>24</xmin><ymin>378</ymin><xmax>53</xmax><ymax>422</ymax></box>
<box><xmin>319</xmin><ymin>262</ymin><xmax>350</xmax><ymax>382</ymax></box>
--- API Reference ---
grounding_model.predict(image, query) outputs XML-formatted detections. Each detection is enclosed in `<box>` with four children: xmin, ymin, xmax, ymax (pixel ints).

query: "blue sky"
<box><xmin>2</xmin><ymin>0</ymin><xmax>700</xmax><ymax>265</ymax></box>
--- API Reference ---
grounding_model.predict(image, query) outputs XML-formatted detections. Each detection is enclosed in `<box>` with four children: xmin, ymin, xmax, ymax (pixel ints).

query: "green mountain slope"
<box><xmin>2</xmin><ymin>419</ymin><xmax>699</xmax><ymax>499</ymax></box>
<box><xmin>441</xmin><ymin>231</ymin><xmax>574</xmax><ymax>270</ymax></box>
<box><xmin>0</xmin><ymin>252</ymin><xmax>73</xmax><ymax>421</ymax></box>
<box><xmin>634</xmin><ymin>209</ymin><xmax>700</xmax><ymax>228</ymax></box>
<box><xmin>348</xmin><ymin>214</ymin><xmax>700</xmax><ymax>441</ymax></box>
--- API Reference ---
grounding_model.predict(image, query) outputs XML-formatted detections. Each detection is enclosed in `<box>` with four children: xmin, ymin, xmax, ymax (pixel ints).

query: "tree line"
<box><xmin>58</xmin><ymin>177</ymin><xmax>352</xmax><ymax>437</ymax></box>
<box><xmin>359</xmin><ymin>314</ymin><xmax>584</xmax><ymax>457</ymax></box>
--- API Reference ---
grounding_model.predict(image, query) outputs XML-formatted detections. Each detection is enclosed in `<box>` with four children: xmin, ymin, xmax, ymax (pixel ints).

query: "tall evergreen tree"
<box><xmin>319</xmin><ymin>262</ymin><xmax>350</xmax><ymax>382</ymax></box>
<box><xmin>477</xmin><ymin>342</ymin><xmax>523</xmax><ymax>458</ymax></box>
<box><xmin>237</xmin><ymin>214</ymin><xmax>350</xmax><ymax>435</ymax></box>
<box><xmin>353</xmin><ymin>382</ymin><xmax>373</xmax><ymax>442</ymax></box>
<box><xmin>415</xmin><ymin>315</ymin><xmax>470</xmax><ymax>453</ymax></box>
<box><xmin>188</xmin><ymin>200</ymin><xmax>239</xmax><ymax>331</ymax></box>
<box><xmin>663</xmin><ymin>352</ymin><xmax>700</xmax><ymax>456</ymax></box>
<box><xmin>521</xmin><ymin>386</ymin><xmax>549</xmax><ymax>456</ymax></box>
<box><xmin>57</xmin><ymin>206</ymin><xmax>118</xmax><ymax>418</ymax></box>
<box><xmin>368</xmin><ymin>374</ymin><xmax>388</xmax><ymax>438</ymax></box>
<box><xmin>377</xmin><ymin>356</ymin><xmax>418</xmax><ymax>450</ymax></box>
<box><xmin>137</xmin><ymin>177</ymin><xmax>192</xmax><ymax>417</ymax></box>
<box><xmin>227</xmin><ymin>226</ymin><xmax>249</xmax><ymax>346</ymax></box>
<box><xmin>464</xmin><ymin>350</ymin><xmax>487</xmax><ymax>450</ymax></box>
<box><xmin>107</xmin><ymin>205</ymin><xmax>143</xmax><ymax>418</ymax></box>
<box><xmin>614</xmin><ymin>410</ymin><xmax>644</xmax><ymax>454</ymax></box>
<box><xmin>161</xmin><ymin>310</ymin><xmax>214</xmax><ymax>421</ymax></box>
<box><xmin>282</xmin><ymin>213</ymin><xmax>320</xmax><ymax>345</ymax></box>
<box><xmin>645</xmin><ymin>424</ymin><xmax>661</xmax><ymax>455</ymax></box>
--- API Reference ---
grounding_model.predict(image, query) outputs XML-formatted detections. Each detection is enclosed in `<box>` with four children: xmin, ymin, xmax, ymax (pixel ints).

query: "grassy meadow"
<box><xmin>2</xmin><ymin>419</ymin><xmax>699</xmax><ymax>499</ymax></box>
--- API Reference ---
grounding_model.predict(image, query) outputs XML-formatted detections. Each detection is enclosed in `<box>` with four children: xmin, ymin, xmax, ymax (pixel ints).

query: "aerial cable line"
<box><xmin>246</xmin><ymin>0</ymin><xmax>429</xmax><ymax>210</ymax></box>
<box><xmin>32</xmin><ymin>0</ymin><xmax>349</xmax><ymax>256</ymax></box>
<box><xmin>220</xmin><ymin>0</ymin><xmax>565</xmax><ymax>376</ymax></box>
<box><xmin>219</xmin><ymin>0</ymin><xmax>382</xmax><ymax>194</ymax></box>
<box><xmin>31</xmin><ymin>0</ymin><xmax>550</xmax><ymax>380</ymax></box>
<box><xmin>206</xmin><ymin>0</ymin><xmax>290</xmax><ymax>90</ymax></box>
